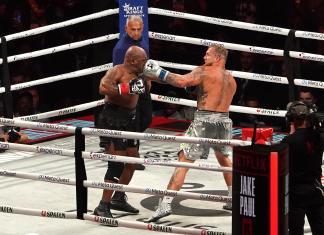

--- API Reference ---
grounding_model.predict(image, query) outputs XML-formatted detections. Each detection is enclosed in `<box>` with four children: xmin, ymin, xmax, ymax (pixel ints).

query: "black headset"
<box><xmin>285</xmin><ymin>101</ymin><xmax>310</xmax><ymax>123</ymax></box>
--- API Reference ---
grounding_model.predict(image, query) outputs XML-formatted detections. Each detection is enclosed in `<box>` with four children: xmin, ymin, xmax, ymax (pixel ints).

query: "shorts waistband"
<box><xmin>104</xmin><ymin>103</ymin><xmax>136</xmax><ymax>114</ymax></box>
<box><xmin>197</xmin><ymin>110</ymin><xmax>229</xmax><ymax>115</ymax></box>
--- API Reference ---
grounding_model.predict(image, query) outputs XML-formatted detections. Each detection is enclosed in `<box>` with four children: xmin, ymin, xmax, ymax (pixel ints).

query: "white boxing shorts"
<box><xmin>180</xmin><ymin>110</ymin><xmax>232</xmax><ymax>161</ymax></box>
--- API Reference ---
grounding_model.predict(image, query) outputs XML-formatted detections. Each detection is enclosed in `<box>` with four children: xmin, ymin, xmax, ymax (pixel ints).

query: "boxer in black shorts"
<box><xmin>93</xmin><ymin>46</ymin><xmax>147</xmax><ymax>219</ymax></box>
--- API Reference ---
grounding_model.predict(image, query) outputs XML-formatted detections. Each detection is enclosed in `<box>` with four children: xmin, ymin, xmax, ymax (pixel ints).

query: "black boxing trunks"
<box><xmin>97</xmin><ymin>103</ymin><xmax>138</xmax><ymax>151</ymax></box>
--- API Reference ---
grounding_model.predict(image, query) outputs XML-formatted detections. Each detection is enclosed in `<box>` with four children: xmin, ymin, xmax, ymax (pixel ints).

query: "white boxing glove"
<box><xmin>143</xmin><ymin>59</ymin><xmax>169</xmax><ymax>81</ymax></box>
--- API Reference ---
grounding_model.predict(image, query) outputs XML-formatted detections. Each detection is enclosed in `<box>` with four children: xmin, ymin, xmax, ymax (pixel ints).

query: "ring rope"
<box><xmin>0</xmin><ymin>205</ymin><xmax>77</xmax><ymax>219</ymax></box>
<box><xmin>5</xmin><ymin>64</ymin><xmax>112</xmax><ymax>93</ymax></box>
<box><xmin>83</xmin><ymin>213</ymin><xmax>230</xmax><ymax>235</ymax></box>
<box><xmin>0</xmin><ymin>34</ymin><xmax>119</xmax><ymax>65</ymax></box>
<box><xmin>150</xmin><ymin>32</ymin><xmax>324</xmax><ymax>63</ymax></box>
<box><xmin>151</xmin><ymin>94</ymin><xmax>287</xmax><ymax>117</ymax></box>
<box><xmin>0</xmin><ymin>141</ymin><xmax>232</xmax><ymax>173</ymax></box>
<box><xmin>0</xmin><ymin>94</ymin><xmax>285</xmax><ymax>123</ymax></box>
<box><xmin>0</xmin><ymin>205</ymin><xmax>229</xmax><ymax>235</ymax></box>
<box><xmin>0</xmin><ymin>169</ymin><xmax>232</xmax><ymax>203</ymax></box>
<box><xmin>149</xmin><ymin>8</ymin><xmax>324</xmax><ymax>41</ymax></box>
<box><xmin>0</xmin><ymin>118</ymin><xmax>251</xmax><ymax>146</ymax></box>
<box><xmin>1</xmin><ymin>8</ymin><xmax>119</xmax><ymax>43</ymax></box>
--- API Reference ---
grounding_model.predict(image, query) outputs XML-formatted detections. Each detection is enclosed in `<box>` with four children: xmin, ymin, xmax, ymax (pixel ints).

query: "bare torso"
<box><xmin>100</xmin><ymin>65</ymin><xmax>139</xmax><ymax>109</ymax></box>
<box><xmin>196</xmin><ymin>66</ymin><xmax>236</xmax><ymax>112</ymax></box>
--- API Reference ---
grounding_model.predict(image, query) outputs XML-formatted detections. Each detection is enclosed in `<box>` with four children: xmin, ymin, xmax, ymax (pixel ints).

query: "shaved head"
<box><xmin>124</xmin><ymin>46</ymin><xmax>147</xmax><ymax>73</ymax></box>
<box><xmin>125</xmin><ymin>46</ymin><xmax>147</xmax><ymax>62</ymax></box>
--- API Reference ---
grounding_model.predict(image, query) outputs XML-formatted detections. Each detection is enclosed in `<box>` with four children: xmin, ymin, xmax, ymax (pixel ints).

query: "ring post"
<box><xmin>74</xmin><ymin>127</ymin><xmax>87</xmax><ymax>219</ymax></box>
<box><xmin>284</xmin><ymin>29</ymin><xmax>300</xmax><ymax>102</ymax></box>
<box><xmin>1</xmin><ymin>36</ymin><xmax>14</xmax><ymax>119</ymax></box>
<box><xmin>232</xmin><ymin>143</ymin><xmax>289</xmax><ymax>235</ymax></box>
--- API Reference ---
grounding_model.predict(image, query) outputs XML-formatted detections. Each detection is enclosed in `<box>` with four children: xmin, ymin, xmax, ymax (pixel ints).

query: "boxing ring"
<box><xmin>1</xmin><ymin>2</ymin><xmax>324</xmax><ymax>235</ymax></box>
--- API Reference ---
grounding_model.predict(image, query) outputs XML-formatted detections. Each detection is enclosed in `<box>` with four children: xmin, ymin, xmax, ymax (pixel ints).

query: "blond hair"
<box><xmin>210</xmin><ymin>44</ymin><xmax>228</xmax><ymax>61</ymax></box>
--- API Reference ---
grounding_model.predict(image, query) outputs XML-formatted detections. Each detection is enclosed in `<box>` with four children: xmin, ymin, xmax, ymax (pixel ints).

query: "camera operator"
<box><xmin>281</xmin><ymin>101</ymin><xmax>324</xmax><ymax>235</ymax></box>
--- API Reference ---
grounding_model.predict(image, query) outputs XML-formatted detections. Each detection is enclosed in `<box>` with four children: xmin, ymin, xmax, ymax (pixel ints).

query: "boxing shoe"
<box><xmin>110</xmin><ymin>191</ymin><xmax>139</xmax><ymax>214</ymax></box>
<box><xmin>134</xmin><ymin>163</ymin><xmax>145</xmax><ymax>170</ymax></box>
<box><xmin>223</xmin><ymin>202</ymin><xmax>232</xmax><ymax>211</ymax></box>
<box><xmin>94</xmin><ymin>200</ymin><xmax>113</xmax><ymax>218</ymax></box>
<box><xmin>146</xmin><ymin>199</ymin><xmax>172</xmax><ymax>222</ymax></box>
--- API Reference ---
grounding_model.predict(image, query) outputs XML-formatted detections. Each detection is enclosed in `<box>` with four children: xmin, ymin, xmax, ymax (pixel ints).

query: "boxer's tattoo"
<box><xmin>196</xmin><ymin>67</ymin><xmax>208</xmax><ymax>106</ymax></box>
<box><xmin>219</xmin><ymin>71</ymin><xmax>229</xmax><ymax>101</ymax></box>
<box><xmin>165</xmin><ymin>67</ymin><xmax>206</xmax><ymax>87</ymax></box>
<box><xmin>197</xmin><ymin>86</ymin><xmax>207</xmax><ymax>106</ymax></box>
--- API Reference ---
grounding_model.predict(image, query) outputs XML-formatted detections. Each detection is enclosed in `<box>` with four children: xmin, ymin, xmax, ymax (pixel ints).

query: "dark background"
<box><xmin>0</xmin><ymin>0</ymin><xmax>323</xmax><ymax>126</ymax></box>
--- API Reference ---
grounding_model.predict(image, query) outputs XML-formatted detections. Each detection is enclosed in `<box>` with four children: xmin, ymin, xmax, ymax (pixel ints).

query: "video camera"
<box><xmin>286</xmin><ymin>101</ymin><xmax>324</xmax><ymax>147</ymax></box>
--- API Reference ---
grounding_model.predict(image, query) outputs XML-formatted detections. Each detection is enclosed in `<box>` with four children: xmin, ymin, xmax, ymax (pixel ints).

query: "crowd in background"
<box><xmin>0</xmin><ymin>0</ymin><xmax>323</xmax><ymax>131</ymax></box>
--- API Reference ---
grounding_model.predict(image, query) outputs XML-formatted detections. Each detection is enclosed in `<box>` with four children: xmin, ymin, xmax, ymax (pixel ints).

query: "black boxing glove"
<box><xmin>7</xmin><ymin>127</ymin><xmax>21</xmax><ymax>143</ymax></box>
<box><xmin>118</xmin><ymin>78</ymin><xmax>145</xmax><ymax>95</ymax></box>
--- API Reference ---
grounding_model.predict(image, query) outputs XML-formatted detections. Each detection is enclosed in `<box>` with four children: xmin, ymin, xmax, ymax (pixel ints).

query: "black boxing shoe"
<box><xmin>134</xmin><ymin>164</ymin><xmax>145</xmax><ymax>170</ymax></box>
<box><xmin>93</xmin><ymin>200</ymin><xmax>114</xmax><ymax>218</ymax></box>
<box><xmin>110</xmin><ymin>191</ymin><xmax>139</xmax><ymax>214</ymax></box>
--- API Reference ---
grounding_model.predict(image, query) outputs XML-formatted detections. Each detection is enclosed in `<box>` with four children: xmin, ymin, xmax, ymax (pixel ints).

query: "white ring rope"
<box><xmin>0</xmin><ymin>34</ymin><xmax>119</xmax><ymax>65</ymax></box>
<box><xmin>6</xmin><ymin>63</ymin><xmax>112</xmax><ymax>93</ymax></box>
<box><xmin>2</xmin><ymin>58</ymin><xmax>323</xmax><ymax>96</ymax></box>
<box><xmin>0</xmin><ymin>118</ymin><xmax>251</xmax><ymax>146</ymax></box>
<box><xmin>150</xmin><ymin>32</ymin><xmax>283</xmax><ymax>55</ymax></box>
<box><xmin>84</xmin><ymin>213</ymin><xmax>229</xmax><ymax>235</ymax></box>
<box><xmin>150</xmin><ymin>32</ymin><xmax>324</xmax><ymax>63</ymax></box>
<box><xmin>151</xmin><ymin>94</ymin><xmax>287</xmax><ymax>117</ymax></box>
<box><xmin>0</xmin><ymin>169</ymin><xmax>231</xmax><ymax>203</ymax></box>
<box><xmin>3</xmin><ymin>94</ymin><xmax>285</xmax><ymax>122</ymax></box>
<box><xmin>85</xmin><ymin>152</ymin><xmax>232</xmax><ymax>172</ymax></box>
<box><xmin>2</xmin><ymin>8</ymin><xmax>119</xmax><ymax>42</ymax></box>
<box><xmin>17</xmin><ymin>99</ymin><xmax>105</xmax><ymax>121</ymax></box>
<box><xmin>0</xmin><ymin>205</ymin><xmax>77</xmax><ymax>219</ymax></box>
<box><xmin>149</xmin><ymin>8</ymin><xmax>324</xmax><ymax>41</ymax></box>
<box><xmin>0</xmin><ymin>205</ymin><xmax>229</xmax><ymax>235</ymax></box>
<box><xmin>293</xmin><ymin>79</ymin><xmax>324</xmax><ymax>89</ymax></box>
<box><xmin>0</xmin><ymin>141</ymin><xmax>232</xmax><ymax>173</ymax></box>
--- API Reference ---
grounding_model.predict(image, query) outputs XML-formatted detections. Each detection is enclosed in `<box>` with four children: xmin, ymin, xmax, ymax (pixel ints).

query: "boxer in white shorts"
<box><xmin>144</xmin><ymin>44</ymin><xmax>237</xmax><ymax>221</ymax></box>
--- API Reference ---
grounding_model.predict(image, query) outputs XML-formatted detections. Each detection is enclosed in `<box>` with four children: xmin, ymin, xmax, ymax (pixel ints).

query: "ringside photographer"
<box><xmin>281</xmin><ymin>101</ymin><xmax>324</xmax><ymax>235</ymax></box>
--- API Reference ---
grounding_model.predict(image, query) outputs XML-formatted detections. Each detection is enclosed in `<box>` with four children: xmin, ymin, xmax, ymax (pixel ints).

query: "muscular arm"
<box><xmin>148</xmin><ymin>67</ymin><xmax>205</xmax><ymax>88</ymax></box>
<box><xmin>99</xmin><ymin>68</ymin><xmax>120</xmax><ymax>96</ymax></box>
<box><xmin>165</xmin><ymin>67</ymin><xmax>205</xmax><ymax>88</ymax></box>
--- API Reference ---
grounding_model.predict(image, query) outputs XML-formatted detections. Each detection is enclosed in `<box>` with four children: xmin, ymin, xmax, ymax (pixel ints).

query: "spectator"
<box><xmin>154</xmin><ymin>91</ymin><xmax>185</xmax><ymax>120</ymax></box>
<box><xmin>232</xmin><ymin>95</ymin><xmax>267</xmax><ymax>127</ymax></box>
<box><xmin>13</xmin><ymin>92</ymin><xmax>38</xmax><ymax>117</ymax></box>
<box><xmin>11</xmin><ymin>73</ymin><xmax>40</xmax><ymax>113</ymax></box>
<box><xmin>297</xmin><ymin>87</ymin><xmax>323</xmax><ymax>112</ymax></box>
<box><xmin>232</xmin><ymin>52</ymin><xmax>265</xmax><ymax>106</ymax></box>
